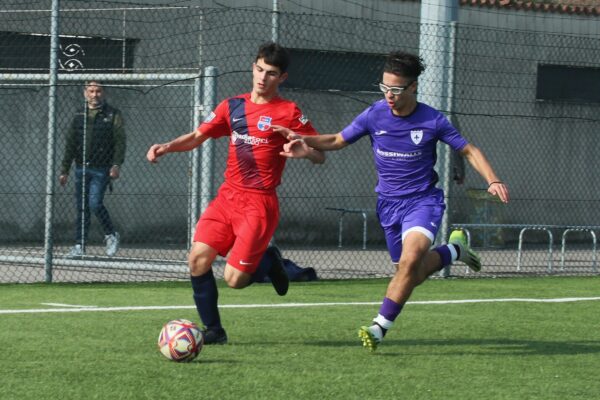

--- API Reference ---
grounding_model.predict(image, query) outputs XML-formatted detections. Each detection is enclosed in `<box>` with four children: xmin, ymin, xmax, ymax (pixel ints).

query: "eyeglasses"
<box><xmin>378</xmin><ymin>82</ymin><xmax>412</xmax><ymax>95</ymax></box>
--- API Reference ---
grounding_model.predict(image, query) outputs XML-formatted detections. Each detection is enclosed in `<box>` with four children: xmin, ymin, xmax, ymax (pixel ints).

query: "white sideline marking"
<box><xmin>1</xmin><ymin>297</ymin><xmax>600</xmax><ymax>315</ymax></box>
<box><xmin>41</xmin><ymin>303</ymin><xmax>97</xmax><ymax>308</ymax></box>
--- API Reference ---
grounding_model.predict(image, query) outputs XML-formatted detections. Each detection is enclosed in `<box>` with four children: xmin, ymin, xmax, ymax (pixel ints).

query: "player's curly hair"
<box><xmin>256</xmin><ymin>42</ymin><xmax>290</xmax><ymax>73</ymax></box>
<box><xmin>383</xmin><ymin>51</ymin><xmax>425</xmax><ymax>81</ymax></box>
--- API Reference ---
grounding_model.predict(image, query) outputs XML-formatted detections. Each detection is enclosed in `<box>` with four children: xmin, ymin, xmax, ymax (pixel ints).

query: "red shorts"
<box><xmin>194</xmin><ymin>184</ymin><xmax>279</xmax><ymax>274</ymax></box>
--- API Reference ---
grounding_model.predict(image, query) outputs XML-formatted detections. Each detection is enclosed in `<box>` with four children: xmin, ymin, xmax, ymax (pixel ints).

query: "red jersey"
<box><xmin>197</xmin><ymin>93</ymin><xmax>318</xmax><ymax>192</ymax></box>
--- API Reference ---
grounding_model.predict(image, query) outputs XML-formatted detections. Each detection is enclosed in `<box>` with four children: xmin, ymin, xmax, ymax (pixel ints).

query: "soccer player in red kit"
<box><xmin>147</xmin><ymin>42</ymin><xmax>325</xmax><ymax>344</ymax></box>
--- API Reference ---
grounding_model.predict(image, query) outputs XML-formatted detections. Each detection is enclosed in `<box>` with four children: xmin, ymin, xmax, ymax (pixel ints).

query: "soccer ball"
<box><xmin>157</xmin><ymin>319</ymin><xmax>204</xmax><ymax>362</ymax></box>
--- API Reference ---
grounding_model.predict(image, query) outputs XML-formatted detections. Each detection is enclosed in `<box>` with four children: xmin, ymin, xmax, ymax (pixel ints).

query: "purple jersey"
<box><xmin>341</xmin><ymin>100</ymin><xmax>468</xmax><ymax>197</ymax></box>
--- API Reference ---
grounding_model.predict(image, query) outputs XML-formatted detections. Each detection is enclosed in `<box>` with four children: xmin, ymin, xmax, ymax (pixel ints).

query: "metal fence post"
<box><xmin>44</xmin><ymin>0</ymin><xmax>60</xmax><ymax>283</ymax></box>
<box><xmin>188</xmin><ymin>77</ymin><xmax>203</xmax><ymax>248</ymax></box>
<box><xmin>419</xmin><ymin>0</ymin><xmax>457</xmax><ymax>277</ymax></box>
<box><xmin>200</xmin><ymin>66</ymin><xmax>217</xmax><ymax>216</ymax></box>
<box><xmin>272</xmin><ymin>0</ymin><xmax>279</xmax><ymax>42</ymax></box>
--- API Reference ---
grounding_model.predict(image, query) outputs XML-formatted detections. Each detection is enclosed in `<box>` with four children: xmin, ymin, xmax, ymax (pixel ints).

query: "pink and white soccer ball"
<box><xmin>157</xmin><ymin>319</ymin><xmax>204</xmax><ymax>362</ymax></box>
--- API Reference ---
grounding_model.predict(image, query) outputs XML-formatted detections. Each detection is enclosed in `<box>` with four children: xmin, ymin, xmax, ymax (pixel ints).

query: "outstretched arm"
<box><xmin>304</xmin><ymin>144</ymin><xmax>326</xmax><ymax>164</ymax></box>
<box><xmin>273</xmin><ymin>125</ymin><xmax>348</xmax><ymax>156</ymax></box>
<box><xmin>278</xmin><ymin>138</ymin><xmax>326</xmax><ymax>164</ymax></box>
<box><xmin>460</xmin><ymin>143</ymin><xmax>510</xmax><ymax>203</ymax></box>
<box><xmin>147</xmin><ymin>129</ymin><xmax>210</xmax><ymax>163</ymax></box>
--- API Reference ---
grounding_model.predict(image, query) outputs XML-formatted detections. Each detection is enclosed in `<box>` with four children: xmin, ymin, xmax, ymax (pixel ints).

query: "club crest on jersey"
<box><xmin>257</xmin><ymin>116</ymin><xmax>272</xmax><ymax>131</ymax></box>
<box><xmin>299</xmin><ymin>114</ymin><xmax>309</xmax><ymax>125</ymax></box>
<box><xmin>411</xmin><ymin>130</ymin><xmax>424</xmax><ymax>145</ymax></box>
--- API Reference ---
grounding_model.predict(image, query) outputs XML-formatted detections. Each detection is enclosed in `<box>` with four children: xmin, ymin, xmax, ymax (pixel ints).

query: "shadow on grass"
<box><xmin>190</xmin><ymin>358</ymin><xmax>241</xmax><ymax>365</ymax></box>
<box><xmin>309</xmin><ymin>338</ymin><xmax>600</xmax><ymax>356</ymax></box>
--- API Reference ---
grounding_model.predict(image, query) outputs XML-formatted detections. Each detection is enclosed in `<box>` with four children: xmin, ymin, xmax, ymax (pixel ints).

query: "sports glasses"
<box><xmin>378</xmin><ymin>82</ymin><xmax>413</xmax><ymax>95</ymax></box>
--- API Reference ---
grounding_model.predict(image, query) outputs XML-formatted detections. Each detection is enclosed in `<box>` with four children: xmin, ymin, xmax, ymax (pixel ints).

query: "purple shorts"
<box><xmin>376</xmin><ymin>187</ymin><xmax>446</xmax><ymax>263</ymax></box>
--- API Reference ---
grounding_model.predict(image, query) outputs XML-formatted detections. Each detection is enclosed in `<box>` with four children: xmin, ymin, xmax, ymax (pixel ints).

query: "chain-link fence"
<box><xmin>1</xmin><ymin>1</ymin><xmax>599</xmax><ymax>282</ymax></box>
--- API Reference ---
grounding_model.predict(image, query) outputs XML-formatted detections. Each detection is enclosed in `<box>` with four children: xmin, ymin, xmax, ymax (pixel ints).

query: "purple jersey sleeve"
<box><xmin>436</xmin><ymin>113</ymin><xmax>468</xmax><ymax>151</ymax></box>
<box><xmin>341</xmin><ymin>106</ymin><xmax>371</xmax><ymax>144</ymax></box>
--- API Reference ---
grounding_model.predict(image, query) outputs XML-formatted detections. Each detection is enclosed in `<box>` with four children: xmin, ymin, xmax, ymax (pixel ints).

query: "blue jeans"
<box><xmin>74</xmin><ymin>166</ymin><xmax>114</xmax><ymax>244</ymax></box>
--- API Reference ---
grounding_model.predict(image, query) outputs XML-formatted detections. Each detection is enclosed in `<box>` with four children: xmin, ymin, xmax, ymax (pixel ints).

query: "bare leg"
<box><xmin>188</xmin><ymin>241</ymin><xmax>218</xmax><ymax>276</ymax></box>
<box><xmin>223</xmin><ymin>263</ymin><xmax>253</xmax><ymax>289</ymax></box>
<box><xmin>359</xmin><ymin>231</ymin><xmax>452</xmax><ymax>351</ymax></box>
<box><xmin>384</xmin><ymin>231</ymin><xmax>438</xmax><ymax>304</ymax></box>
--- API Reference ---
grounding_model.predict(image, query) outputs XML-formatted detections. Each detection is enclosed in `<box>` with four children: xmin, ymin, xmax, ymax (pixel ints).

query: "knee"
<box><xmin>397</xmin><ymin>258</ymin><xmax>420</xmax><ymax>279</ymax></box>
<box><xmin>88</xmin><ymin>197</ymin><xmax>103</xmax><ymax>213</ymax></box>
<box><xmin>224</xmin><ymin>275</ymin><xmax>246</xmax><ymax>289</ymax></box>
<box><xmin>188</xmin><ymin>252</ymin><xmax>212</xmax><ymax>276</ymax></box>
<box><xmin>223</xmin><ymin>265</ymin><xmax>251</xmax><ymax>289</ymax></box>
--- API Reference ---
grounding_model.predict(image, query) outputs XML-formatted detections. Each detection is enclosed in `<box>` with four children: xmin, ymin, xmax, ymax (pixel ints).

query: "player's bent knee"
<box><xmin>223</xmin><ymin>265</ymin><xmax>251</xmax><ymax>289</ymax></box>
<box><xmin>224</xmin><ymin>276</ymin><xmax>246</xmax><ymax>289</ymax></box>
<box><xmin>188</xmin><ymin>253</ymin><xmax>212</xmax><ymax>275</ymax></box>
<box><xmin>396</xmin><ymin>260</ymin><xmax>421</xmax><ymax>280</ymax></box>
<box><xmin>188</xmin><ymin>260</ymin><xmax>211</xmax><ymax>276</ymax></box>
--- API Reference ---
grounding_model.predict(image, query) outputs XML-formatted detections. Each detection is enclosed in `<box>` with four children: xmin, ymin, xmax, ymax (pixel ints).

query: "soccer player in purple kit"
<box><xmin>275</xmin><ymin>50</ymin><xmax>509</xmax><ymax>351</ymax></box>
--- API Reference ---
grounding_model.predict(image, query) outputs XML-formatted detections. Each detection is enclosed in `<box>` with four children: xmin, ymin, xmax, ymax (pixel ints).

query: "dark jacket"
<box><xmin>61</xmin><ymin>102</ymin><xmax>126</xmax><ymax>174</ymax></box>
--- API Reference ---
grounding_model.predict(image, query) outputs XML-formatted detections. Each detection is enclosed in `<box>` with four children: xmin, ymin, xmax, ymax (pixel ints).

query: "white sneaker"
<box><xmin>104</xmin><ymin>232</ymin><xmax>120</xmax><ymax>256</ymax></box>
<box><xmin>67</xmin><ymin>244</ymin><xmax>84</xmax><ymax>258</ymax></box>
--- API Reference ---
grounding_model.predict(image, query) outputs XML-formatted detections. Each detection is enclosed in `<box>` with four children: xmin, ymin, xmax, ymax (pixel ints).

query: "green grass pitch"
<box><xmin>1</xmin><ymin>276</ymin><xmax>599</xmax><ymax>399</ymax></box>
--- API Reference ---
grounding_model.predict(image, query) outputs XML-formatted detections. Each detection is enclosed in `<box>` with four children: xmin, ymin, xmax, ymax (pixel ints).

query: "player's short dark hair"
<box><xmin>383</xmin><ymin>51</ymin><xmax>425</xmax><ymax>81</ymax></box>
<box><xmin>84</xmin><ymin>80</ymin><xmax>103</xmax><ymax>88</ymax></box>
<box><xmin>256</xmin><ymin>42</ymin><xmax>290</xmax><ymax>73</ymax></box>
